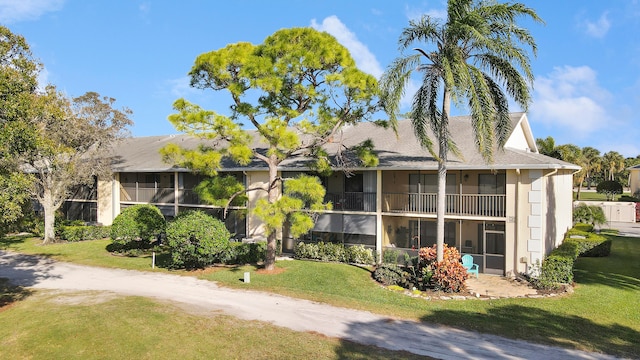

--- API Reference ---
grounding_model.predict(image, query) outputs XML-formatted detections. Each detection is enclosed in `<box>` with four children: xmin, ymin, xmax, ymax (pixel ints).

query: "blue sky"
<box><xmin>3</xmin><ymin>0</ymin><xmax>640</xmax><ymax>157</ymax></box>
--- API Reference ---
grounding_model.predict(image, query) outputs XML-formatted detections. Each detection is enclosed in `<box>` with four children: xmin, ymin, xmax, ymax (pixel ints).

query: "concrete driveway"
<box><xmin>0</xmin><ymin>250</ymin><xmax>619</xmax><ymax>360</ymax></box>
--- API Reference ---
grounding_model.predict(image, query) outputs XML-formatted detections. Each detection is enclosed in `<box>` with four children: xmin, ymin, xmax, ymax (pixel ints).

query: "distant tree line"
<box><xmin>535</xmin><ymin>136</ymin><xmax>640</xmax><ymax>199</ymax></box>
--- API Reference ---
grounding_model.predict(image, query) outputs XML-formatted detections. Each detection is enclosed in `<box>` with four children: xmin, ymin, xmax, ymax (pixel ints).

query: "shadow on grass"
<box><xmin>418</xmin><ymin>304</ymin><xmax>638</xmax><ymax>358</ymax></box>
<box><xmin>0</xmin><ymin>278</ymin><xmax>33</xmax><ymax>309</ymax></box>
<box><xmin>0</xmin><ymin>233</ymin><xmax>32</xmax><ymax>250</ymax></box>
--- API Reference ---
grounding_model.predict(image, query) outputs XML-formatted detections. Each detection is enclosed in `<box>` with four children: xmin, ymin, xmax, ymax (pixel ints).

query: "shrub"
<box><xmin>110</xmin><ymin>204</ymin><xmax>165</xmax><ymax>249</ymax></box>
<box><xmin>382</xmin><ymin>249</ymin><xmax>400</xmax><ymax>264</ymax></box>
<box><xmin>61</xmin><ymin>225</ymin><xmax>111</xmax><ymax>242</ymax></box>
<box><xmin>596</xmin><ymin>180</ymin><xmax>623</xmax><ymax>201</ymax></box>
<box><xmin>346</xmin><ymin>245</ymin><xmax>375</xmax><ymax>265</ymax></box>
<box><xmin>372</xmin><ymin>264</ymin><xmax>411</xmax><ymax>287</ymax></box>
<box><xmin>165</xmin><ymin>211</ymin><xmax>231</xmax><ymax>269</ymax></box>
<box><xmin>573</xmin><ymin>204</ymin><xmax>606</xmax><ymax>226</ymax></box>
<box><xmin>418</xmin><ymin>244</ymin><xmax>468</xmax><ymax>292</ymax></box>
<box><xmin>223</xmin><ymin>242</ymin><xmax>267</xmax><ymax>264</ymax></box>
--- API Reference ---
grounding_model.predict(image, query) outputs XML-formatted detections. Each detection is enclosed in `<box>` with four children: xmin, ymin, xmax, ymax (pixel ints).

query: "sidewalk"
<box><xmin>0</xmin><ymin>251</ymin><xmax>618</xmax><ymax>360</ymax></box>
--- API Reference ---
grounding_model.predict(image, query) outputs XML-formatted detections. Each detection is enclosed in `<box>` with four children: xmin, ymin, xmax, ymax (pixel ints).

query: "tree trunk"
<box><xmin>42</xmin><ymin>189</ymin><xmax>57</xmax><ymax>244</ymax></box>
<box><xmin>264</xmin><ymin>156</ymin><xmax>280</xmax><ymax>271</ymax></box>
<box><xmin>436</xmin><ymin>90</ymin><xmax>451</xmax><ymax>262</ymax></box>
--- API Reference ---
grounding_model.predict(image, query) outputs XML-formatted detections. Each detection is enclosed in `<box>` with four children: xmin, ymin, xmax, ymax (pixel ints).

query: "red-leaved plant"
<box><xmin>419</xmin><ymin>244</ymin><xmax>469</xmax><ymax>292</ymax></box>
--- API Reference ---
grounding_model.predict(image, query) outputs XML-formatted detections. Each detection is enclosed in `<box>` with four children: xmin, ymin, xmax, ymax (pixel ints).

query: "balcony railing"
<box><xmin>120</xmin><ymin>186</ymin><xmax>175</xmax><ymax>204</ymax></box>
<box><xmin>325</xmin><ymin>192</ymin><xmax>376</xmax><ymax>212</ymax></box>
<box><xmin>383</xmin><ymin>193</ymin><xmax>506</xmax><ymax>217</ymax></box>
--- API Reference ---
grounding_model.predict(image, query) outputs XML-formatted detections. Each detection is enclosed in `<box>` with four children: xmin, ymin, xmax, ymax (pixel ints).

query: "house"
<box><xmin>64</xmin><ymin>113</ymin><xmax>579</xmax><ymax>276</ymax></box>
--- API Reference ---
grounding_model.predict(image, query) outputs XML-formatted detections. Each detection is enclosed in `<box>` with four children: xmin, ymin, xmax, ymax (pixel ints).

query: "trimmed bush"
<box><xmin>535</xmin><ymin>225</ymin><xmax>612</xmax><ymax>289</ymax></box>
<box><xmin>61</xmin><ymin>225</ymin><xmax>111</xmax><ymax>242</ymax></box>
<box><xmin>165</xmin><ymin>210</ymin><xmax>231</xmax><ymax>269</ymax></box>
<box><xmin>223</xmin><ymin>242</ymin><xmax>267</xmax><ymax>264</ymax></box>
<box><xmin>110</xmin><ymin>204</ymin><xmax>165</xmax><ymax>249</ymax></box>
<box><xmin>293</xmin><ymin>242</ymin><xmax>374</xmax><ymax>265</ymax></box>
<box><xmin>372</xmin><ymin>264</ymin><xmax>411</xmax><ymax>287</ymax></box>
<box><xmin>346</xmin><ymin>245</ymin><xmax>375</xmax><ymax>265</ymax></box>
<box><xmin>596</xmin><ymin>180</ymin><xmax>623</xmax><ymax>201</ymax></box>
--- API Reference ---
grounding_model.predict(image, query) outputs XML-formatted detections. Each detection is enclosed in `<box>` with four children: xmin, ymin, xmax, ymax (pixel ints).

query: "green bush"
<box><xmin>573</xmin><ymin>223</ymin><xmax>594</xmax><ymax>232</ymax></box>
<box><xmin>61</xmin><ymin>225</ymin><xmax>111</xmax><ymax>242</ymax></box>
<box><xmin>293</xmin><ymin>242</ymin><xmax>374</xmax><ymax>265</ymax></box>
<box><xmin>110</xmin><ymin>204</ymin><xmax>165</xmax><ymax>249</ymax></box>
<box><xmin>223</xmin><ymin>242</ymin><xmax>266</xmax><ymax>264</ymax></box>
<box><xmin>596</xmin><ymin>180</ymin><xmax>623</xmax><ymax>201</ymax></box>
<box><xmin>573</xmin><ymin>204</ymin><xmax>606</xmax><ymax>226</ymax></box>
<box><xmin>165</xmin><ymin>210</ymin><xmax>231</xmax><ymax>269</ymax></box>
<box><xmin>372</xmin><ymin>264</ymin><xmax>411</xmax><ymax>287</ymax></box>
<box><xmin>382</xmin><ymin>249</ymin><xmax>400</xmax><ymax>264</ymax></box>
<box><xmin>535</xmin><ymin>225</ymin><xmax>612</xmax><ymax>289</ymax></box>
<box><xmin>346</xmin><ymin>245</ymin><xmax>375</xmax><ymax>265</ymax></box>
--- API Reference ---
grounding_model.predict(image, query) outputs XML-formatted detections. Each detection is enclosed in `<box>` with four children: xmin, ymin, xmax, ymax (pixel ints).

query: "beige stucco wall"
<box><xmin>575</xmin><ymin>201</ymin><xmax>636</xmax><ymax>223</ymax></box>
<box><xmin>546</xmin><ymin>170</ymin><xmax>574</xmax><ymax>252</ymax></box>
<box><xmin>245</xmin><ymin>171</ymin><xmax>270</xmax><ymax>240</ymax></box>
<box><xmin>97</xmin><ymin>176</ymin><xmax>115</xmax><ymax>226</ymax></box>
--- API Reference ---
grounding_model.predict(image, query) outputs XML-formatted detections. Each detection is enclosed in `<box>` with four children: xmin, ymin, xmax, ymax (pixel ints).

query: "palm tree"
<box><xmin>582</xmin><ymin>146</ymin><xmax>601</xmax><ymax>190</ymax></box>
<box><xmin>536</xmin><ymin>136</ymin><xmax>561</xmax><ymax>159</ymax></box>
<box><xmin>602</xmin><ymin>151</ymin><xmax>624</xmax><ymax>182</ymax></box>
<box><xmin>380</xmin><ymin>0</ymin><xmax>542</xmax><ymax>261</ymax></box>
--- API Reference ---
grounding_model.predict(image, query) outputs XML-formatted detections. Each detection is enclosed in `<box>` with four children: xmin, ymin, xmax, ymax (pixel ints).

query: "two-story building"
<box><xmin>64</xmin><ymin>113</ymin><xmax>579</xmax><ymax>276</ymax></box>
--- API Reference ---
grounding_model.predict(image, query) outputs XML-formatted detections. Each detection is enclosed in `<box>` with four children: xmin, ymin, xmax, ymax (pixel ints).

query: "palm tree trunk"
<box><xmin>436</xmin><ymin>89</ymin><xmax>451</xmax><ymax>262</ymax></box>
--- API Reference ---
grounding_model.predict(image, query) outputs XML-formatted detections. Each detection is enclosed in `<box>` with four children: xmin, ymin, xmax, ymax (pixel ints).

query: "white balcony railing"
<box><xmin>383</xmin><ymin>193</ymin><xmax>506</xmax><ymax>217</ymax></box>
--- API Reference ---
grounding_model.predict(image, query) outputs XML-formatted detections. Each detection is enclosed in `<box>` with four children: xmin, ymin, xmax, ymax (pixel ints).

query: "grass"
<box><xmin>573</xmin><ymin>190</ymin><xmax>632</xmax><ymax>201</ymax></box>
<box><xmin>0</xmin><ymin>291</ymin><xmax>427</xmax><ymax>360</ymax></box>
<box><xmin>2</xmin><ymin>233</ymin><xmax>639</xmax><ymax>358</ymax></box>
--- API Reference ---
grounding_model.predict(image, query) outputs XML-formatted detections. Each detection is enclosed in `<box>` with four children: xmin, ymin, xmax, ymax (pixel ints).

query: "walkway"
<box><xmin>0</xmin><ymin>250</ymin><xmax>617</xmax><ymax>360</ymax></box>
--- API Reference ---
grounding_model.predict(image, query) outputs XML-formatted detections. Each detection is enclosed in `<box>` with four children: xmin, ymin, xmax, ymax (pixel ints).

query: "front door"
<box><xmin>484</xmin><ymin>230</ymin><xmax>505</xmax><ymax>275</ymax></box>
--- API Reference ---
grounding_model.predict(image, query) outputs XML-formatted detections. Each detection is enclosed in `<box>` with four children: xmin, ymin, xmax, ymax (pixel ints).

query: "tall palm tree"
<box><xmin>602</xmin><ymin>151</ymin><xmax>625</xmax><ymax>182</ymax></box>
<box><xmin>380</xmin><ymin>0</ymin><xmax>542</xmax><ymax>261</ymax></box>
<box><xmin>582</xmin><ymin>146</ymin><xmax>601</xmax><ymax>190</ymax></box>
<box><xmin>536</xmin><ymin>136</ymin><xmax>561</xmax><ymax>159</ymax></box>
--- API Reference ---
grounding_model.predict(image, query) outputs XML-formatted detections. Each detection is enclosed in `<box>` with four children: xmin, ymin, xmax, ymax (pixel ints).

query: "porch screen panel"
<box><xmin>362</xmin><ymin>171</ymin><xmax>376</xmax><ymax>212</ymax></box>
<box><xmin>343</xmin><ymin>215</ymin><xmax>376</xmax><ymax>235</ymax></box>
<box><xmin>313</xmin><ymin>213</ymin><xmax>343</xmax><ymax>233</ymax></box>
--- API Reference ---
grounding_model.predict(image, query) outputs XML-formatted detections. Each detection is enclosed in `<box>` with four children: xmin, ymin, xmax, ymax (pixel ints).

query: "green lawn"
<box><xmin>573</xmin><ymin>190</ymin><xmax>632</xmax><ymax>201</ymax></box>
<box><xmin>2</xmin><ymin>233</ymin><xmax>639</xmax><ymax>358</ymax></box>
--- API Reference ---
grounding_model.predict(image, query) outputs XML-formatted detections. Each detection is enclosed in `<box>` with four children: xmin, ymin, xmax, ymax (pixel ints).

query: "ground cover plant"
<box><xmin>1</xmin><ymin>231</ymin><xmax>638</xmax><ymax>358</ymax></box>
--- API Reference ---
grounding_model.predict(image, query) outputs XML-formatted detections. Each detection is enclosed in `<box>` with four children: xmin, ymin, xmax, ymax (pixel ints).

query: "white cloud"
<box><xmin>0</xmin><ymin>0</ymin><xmax>64</xmax><ymax>24</ymax></box>
<box><xmin>310</xmin><ymin>15</ymin><xmax>383</xmax><ymax>79</ymax></box>
<box><xmin>531</xmin><ymin>65</ymin><xmax>611</xmax><ymax>137</ymax></box>
<box><xmin>166</xmin><ymin>76</ymin><xmax>199</xmax><ymax>98</ymax></box>
<box><xmin>405</xmin><ymin>3</ymin><xmax>447</xmax><ymax>22</ymax></box>
<box><xmin>581</xmin><ymin>12</ymin><xmax>611</xmax><ymax>38</ymax></box>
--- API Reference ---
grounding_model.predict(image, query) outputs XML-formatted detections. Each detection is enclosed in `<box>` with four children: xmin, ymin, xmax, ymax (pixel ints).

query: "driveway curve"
<box><xmin>0</xmin><ymin>250</ymin><xmax>618</xmax><ymax>360</ymax></box>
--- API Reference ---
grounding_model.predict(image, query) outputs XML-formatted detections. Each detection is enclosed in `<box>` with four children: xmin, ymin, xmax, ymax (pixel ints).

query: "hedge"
<box><xmin>294</xmin><ymin>242</ymin><xmax>375</xmax><ymax>265</ymax></box>
<box><xmin>538</xmin><ymin>223</ymin><xmax>611</xmax><ymax>289</ymax></box>
<box><xmin>60</xmin><ymin>225</ymin><xmax>112</xmax><ymax>242</ymax></box>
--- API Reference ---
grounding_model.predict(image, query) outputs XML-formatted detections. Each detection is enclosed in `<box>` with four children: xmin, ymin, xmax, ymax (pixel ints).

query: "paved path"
<box><xmin>0</xmin><ymin>251</ymin><xmax>619</xmax><ymax>360</ymax></box>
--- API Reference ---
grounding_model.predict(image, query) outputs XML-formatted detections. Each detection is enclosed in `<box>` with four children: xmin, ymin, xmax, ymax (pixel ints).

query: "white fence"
<box><xmin>574</xmin><ymin>201</ymin><xmax>636</xmax><ymax>223</ymax></box>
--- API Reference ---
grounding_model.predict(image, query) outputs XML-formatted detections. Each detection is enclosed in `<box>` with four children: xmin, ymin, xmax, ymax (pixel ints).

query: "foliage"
<box><xmin>194</xmin><ymin>175</ymin><xmax>247</xmax><ymax>207</ymax></box>
<box><xmin>253</xmin><ymin>175</ymin><xmax>331</xmax><ymax>238</ymax></box>
<box><xmin>60</xmin><ymin>225</ymin><xmax>111</xmax><ymax>242</ymax></box>
<box><xmin>372</xmin><ymin>264</ymin><xmax>412</xmax><ymax>287</ymax></box>
<box><xmin>572</xmin><ymin>204</ymin><xmax>606</xmax><ymax>226</ymax></box>
<box><xmin>221</xmin><ymin>242</ymin><xmax>267</xmax><ymax>265</ymax></box>
<box><xmin>165</xmin><ymin>210</ymin><xmax>231</xmax><ymax>269</ymax></box>
<box><xmin>418</xmin><ymin>244</ymin><xmax>468</xmax><ymax>292</ymax></box>
<box><xmin>110</xmin><ymin>204</ymin><xmax>166</xmax><ymax>250</ymax></box>
<box><xmin>380</xmin><ymin>1</ymin><xmax>542</xmax><ymax>262</ymax></box>
<box><xmin>533</xmin><ymin>225</ymin><xmax>611</xmax><ymax>290</ymax></box>
<box><xmin>596</xmin><ymin>180</ymin><xmax>623</xmax><ymax>201</ymax></box>
<box><xmin>0</xmin><ymin>173</ymin><xmax>33</xmax><ymax>237</ymax></box>
<box><xmin>161</xmin><ymin>27</ymin><xmax>381</xmax><ymax>270</ymax></box>
<box><xmin>293</xmin><ymin>242</ymin><xmax>374</xmax><ymax>265</ymax></box>
<box><xmin>346</xmin><ymin>245</ymin><xmax>375</xmax><ymax>265</ymax></box>
<box><xmin>22</xmin><ymin>87</ymin><xmax>132</xmax><ymax>244</ymax></box>
<box><xmin>0</xmin><ymin>26</ymin><xmax>40</xmax><ymax>233</ymax></box>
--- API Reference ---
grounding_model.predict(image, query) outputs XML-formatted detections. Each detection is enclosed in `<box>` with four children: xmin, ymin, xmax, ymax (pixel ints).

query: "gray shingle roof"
<box><xmin>111</xmin><ymin>113</ymin><xmax>579</xmax><ymax>173</ymax></box>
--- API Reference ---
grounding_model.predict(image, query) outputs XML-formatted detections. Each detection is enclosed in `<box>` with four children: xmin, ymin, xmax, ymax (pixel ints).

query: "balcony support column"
<box><xmin>376</xmin><ymin>170</ymin><xmax>383</xmax><ymax>263</ymax></box>
<box><xmin>174</xmin><ymin>172</ymin><xmax>179</xmax><ymax>217</ymax></box>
